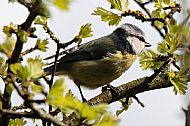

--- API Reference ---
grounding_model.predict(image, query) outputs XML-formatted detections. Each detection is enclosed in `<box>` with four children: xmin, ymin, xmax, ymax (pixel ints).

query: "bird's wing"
<box><xmin>58</xmin><ymin>36</ymin><xmax>117</xmax><ymax>62</ymax></box>
<box><xmin>44</xmin><ymin>44</ymin><xmax>81</xmax><ymax>60</ymax></box>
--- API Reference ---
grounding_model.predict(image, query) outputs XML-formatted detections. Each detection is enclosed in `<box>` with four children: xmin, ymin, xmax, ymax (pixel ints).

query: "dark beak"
<box><xmin>144</xmin><ymin>41</ymin><xmax>151</xmax><ymax>47</ymax></box>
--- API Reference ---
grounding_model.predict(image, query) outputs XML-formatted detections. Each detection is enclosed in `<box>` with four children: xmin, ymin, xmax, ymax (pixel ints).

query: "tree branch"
<box><xmin>89</xmin><ymin>74</ymin><xmax>172</xmax><ymax>105</ymax></box>
<box><xmin>0</xmin><ymin>109</ymin><xmax>66</xmax><ymax>126</ymax></box>
<box><xmin>2</xmin><ymin>1</ymin><xmax>49</xmax><ymax>125</ymax></box>
<box><xmin>4</xmin><ymin>74</ymin><xmax>66</xmax><ymax>126</ymax></box>
<box><xmin>133</xmin><ymin>0</ymin><xmax>166</xmax><ymax>38</ymax></box>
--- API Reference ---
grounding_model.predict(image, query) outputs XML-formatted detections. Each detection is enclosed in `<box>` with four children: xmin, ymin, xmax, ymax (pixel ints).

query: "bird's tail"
<box><xmin>44</xmin><ymin>65</ymin><xmax>54</xmax><ymax>75</ymax></box>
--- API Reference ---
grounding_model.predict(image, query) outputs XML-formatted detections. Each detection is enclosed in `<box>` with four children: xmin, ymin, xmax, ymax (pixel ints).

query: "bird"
<box><xmin>44</xmin><ymin>23</ymin><xmax>151</xmax><ymax>101</ymax></box>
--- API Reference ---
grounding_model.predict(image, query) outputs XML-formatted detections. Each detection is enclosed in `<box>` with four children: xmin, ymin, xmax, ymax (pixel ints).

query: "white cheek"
<box><xmin>127</xmin><ymin>37</ymin><xmax>145</xmax><ymax>54</ymax></box>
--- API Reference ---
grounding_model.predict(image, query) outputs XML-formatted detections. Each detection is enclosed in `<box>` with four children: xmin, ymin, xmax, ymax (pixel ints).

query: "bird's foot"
<box><xmin>102</xmin><ymin>84</ymin><xmax>119</xmax><ymax>97</ymax></box>
<box><xmin>76</xmin><ymin>84</ymin><xmax>92</xmax><ymax>105</ymax></box>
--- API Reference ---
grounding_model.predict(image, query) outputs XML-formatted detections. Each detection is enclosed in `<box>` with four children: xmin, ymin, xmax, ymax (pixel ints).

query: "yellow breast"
<box><xmin>68</xmin><ymin>51</ymin><xmax>137</xmax><ymax>89</ymax></box>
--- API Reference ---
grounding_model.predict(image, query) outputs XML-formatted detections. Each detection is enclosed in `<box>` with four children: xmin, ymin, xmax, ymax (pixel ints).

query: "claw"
<box><xmin>102</xmin><ymin>84</ymin><xmax>119</xmax><ymax>97</ymax></box>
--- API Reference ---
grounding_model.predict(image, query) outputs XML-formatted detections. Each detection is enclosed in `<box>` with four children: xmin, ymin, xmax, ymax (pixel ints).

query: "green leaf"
<box><xmin>163</xmin><ymin>0</ymin><xmax>171</xmax><ymax>5</ymax></box>
<box><xmin>0</xmin><ymin>37</ymin><xmax>15</xmax><ymax>58</ymax></box>
<box><xmin>3</xmin><ymin>26</ymin><xmax>12</xmax><ymax>37</ymax></box>
<box><xmin>164</xmin><ymin>33</ymin><xmax>181</xmax><ymax>54</ymax></box>
<box><xmin>47</xmin><ymin>78</ymin><xmax>115</xmax><ymax>125</ymax></box>
<box><xmin>169</xmin><ymin>23</ymin><xmax>190</xmax><ymax>35</ymax></box>
<box><xmin>0</xmin><ymin>101</ymin><xmax>2</xmax><ymax>110</ymax></box>
<box><xmin>49</xmin><ymin>78</ymin><xmax>66</xmax><ymax>97</ymax></box>
<box><xmin>5</xmin><ymin>83</ymin><xmax>14</xmax><ymax>95</ymax></box>
<box><xmin>140</xmin><ymin>50</ymin><xmax>163</xmax><ymax>70</ymax></box>
<box><xmin>155</xmin><ymin>1</ymin><xmax>162</xmax><ymax>9</ymax></box>
<box><xmin>116</xmin><ymin>98</ymin><xmax>133</xmax><ymax>116</ymax></box>
<box><xmin>9</xmin><ymin>118</ymin><xmax>26</xmax><ymax>126</ymax></box>
<box><xmin>10</xmin><ymin>63</ymin><xmax>28</xmax><ymax>81</ymax></box>
<box><xmin>47</xmin><ymin>78</ymin><xmax>67</xmax><ymax>107</ymax></box>
<box><xmin>31</xmin><ymin>83</ymin><xmax>44</xmax><ymax>93</ymax></box>
<box><xmin>92</xmin><ymin>7</ymin><xmax>122</xmax><ymax>26</ymax></box>
<box><xmin>53</xmin><ymin>0</ymin><xmax>72</xmax><ymax>11</ymax></box>
<box><xmin>17</xmin><ymin>29</ymin><xmax>29</xmax><ymax>43</ymax></box>
<box><xmin>47</xmin><ymin>81</ymin><xmax>116</xmax><ymax>125</ymax></box>
<box><xmin>107</xmin><ymin>0</ymin><xmax>123</xmax><ymax>11</ymax></box>
<box><xmin>160</xmin><ymin>11</ymin><xmax>167</xmax><ymax>18</ymax></box>
<box><xmin>2</xmin><ymin>22</ymin><xmax>17</xmax><ymax>37</ymax></box>
<box><xmin>0</xmin><ymin>57</ymin><xmax>7</xmax><ymax>76</ymax></box>
<box><xmin>75</xmin><ymin>23</ymin><xmax>93</xmax><ymax>44</ymax></box>
<box><xmin>10</xmin><ymin>57</ymin><xmax>44</xmax><ymax>81</ymax></box>
<box><xmin>34</xmin><ymin>16</ymin><xmax>47</xmax><ymax>25</ymax></box>
<box><xmin>97</xmin><ymin>113</ymin><xmax>118</xmax><ymax>126</ymax></box>
<box><xmin>27</xmin><ymin>57</ymin><xmax>44</xmax><ymax>79</ymax></box>
<box><xmin>168</xmin><ymin>71</ymin><xmax>188</xmax><ymax>95</ymax></box>
<box><xmin>35</xmin><ymin>39</ymin><xmax>49</xmax><ymax>52</ymax></box>
<box><xmin>157</xmin><ymin>41</ymin><xmax>169</xmax><ymax>53</ymax></box>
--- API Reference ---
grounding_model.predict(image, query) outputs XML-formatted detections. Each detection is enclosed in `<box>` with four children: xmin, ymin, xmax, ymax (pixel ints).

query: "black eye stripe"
<box><xmin>128</xmin><ymin>33</ymin><xmax>146</xmax><ymax>42</ymax></box>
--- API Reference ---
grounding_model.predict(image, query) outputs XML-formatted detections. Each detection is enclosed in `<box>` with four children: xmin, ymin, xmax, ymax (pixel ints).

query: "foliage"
<box><xmin>140</xmin><ymin>50</ymin><xmax>164</xmax><ymax>70</ymax></box>
<box><xmin>3</xmin><ymin>22</ymin><xmax>17</xmax><ymax>37</ymax></box>
<box><xmin>92</xmin><ymin>0</ymin><xmax>130</xmax><ymax>25</ymax></box>
<box><xmin>168</xmin><ymin>69</ymin><xmax>188</xmax><ymax>95</ymax></box>
<box><xmin>137</xmin><ymin>0</ymin><xmax>189</xmax><ymax>95</ymax></box>
<box><xmin>0</xmin><ymin>57</ymin><xmax>7</xmax><ymax>76</ymax></box>
<box><xmin>35</xmin><ymin>39</ymin><xmax>49</xmax><ymax>52</ymax></box>
<box><xmin>0</xmin><ymin>36</ymin><xmax>15</xmax><ymax>58</ymax></box>
<box><xmin>75</xmin><ymin>23</ymin><xmax>93</xmax><ymax>43</ymax></box>
<box><xmin>10</xmin><ymin>57</ymin><xmax>44</xmax><ymax>81</ymax></box>
<box><xmin>0</xmin><ymin>0</ymin><xmax>190</xmax><ymax>125</ymax></box>
<box><xmin>116</xmin><ymin>98</ymin><xmax>133</xmax><ymax>116</ymax></box>
<box><xmin>92</xmin><ymin>7</ymin><xmax>122</xmax><ymax>26</ymax></box>
<box><xmin>47</xmin><ymin>79</ymin><xmax>117</xmax><ymax>125</ymax></box>
<box><xmin>9</xmin><ymin>118</ymin><xmax>26</xmax><ymax>126</ymax></box>
<box><xmin>34</xmin><ymin>16</ymin><xmax>47</xmax><ymax>25</ymax></box>
<box><xmin>53</xmin><ymin>0</ymin><xmax>72</xmax><ymax>11</ymax></box>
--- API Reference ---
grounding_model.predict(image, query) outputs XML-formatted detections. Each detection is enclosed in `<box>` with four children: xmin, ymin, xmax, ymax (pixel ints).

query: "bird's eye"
<box><xmin>128</xmin><ymin>33</ymin><xmax>146</xmax><ymax>43</ymax></box>
<box><xmin>138</xmin><ymin>36</ymin><xmax>145</xmax><ymax>42</ymax></box>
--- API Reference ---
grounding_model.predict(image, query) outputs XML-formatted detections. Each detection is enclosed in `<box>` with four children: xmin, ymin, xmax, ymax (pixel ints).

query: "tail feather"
<box><xmin>44</xmin><ymin>65</ymin><xmax>54</xmax><ymax>75</ymax></box>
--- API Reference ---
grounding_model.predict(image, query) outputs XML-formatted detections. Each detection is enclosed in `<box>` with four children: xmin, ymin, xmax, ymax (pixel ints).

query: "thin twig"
<box><xmin>141</xmin><ymin>0</ymin><xmax>154</xmax><ymax>6</ymax></box>
<box><xmin>0</xmin><ymin>109</ymin><xmax>66</xmax><ymax>126</ymax></box>
<box><xmin>21</xmin><ymin>47</ymin><xmax>36</xmax><ymax>56</ymax></box>
<box><xmin>6</xmin><ymin>74</ymin><xmax>66</xmax><ymax>126</ymax></box>
<box><xmin>43</xmin><ymin>23</ymin><xmax>61</xmax><ymax>126</ymax></box>
<box><xmin>133</xmin><ymin>0</ymin><xmax>165</xmax><ymax>38</ymax></box>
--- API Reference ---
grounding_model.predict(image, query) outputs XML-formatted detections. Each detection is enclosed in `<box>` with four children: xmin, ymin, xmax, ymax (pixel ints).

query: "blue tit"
<box><xmin>44</xmin><ymin>23</ymin><xmax>151</xmax><ymax>100</ymax></box>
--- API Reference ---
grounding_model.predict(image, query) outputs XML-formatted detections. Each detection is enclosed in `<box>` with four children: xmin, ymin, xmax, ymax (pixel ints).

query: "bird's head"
<box><xmin>113</xmin><ymin>23</ymin><xmax>151</xmax><ymax>54</ymax></box>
